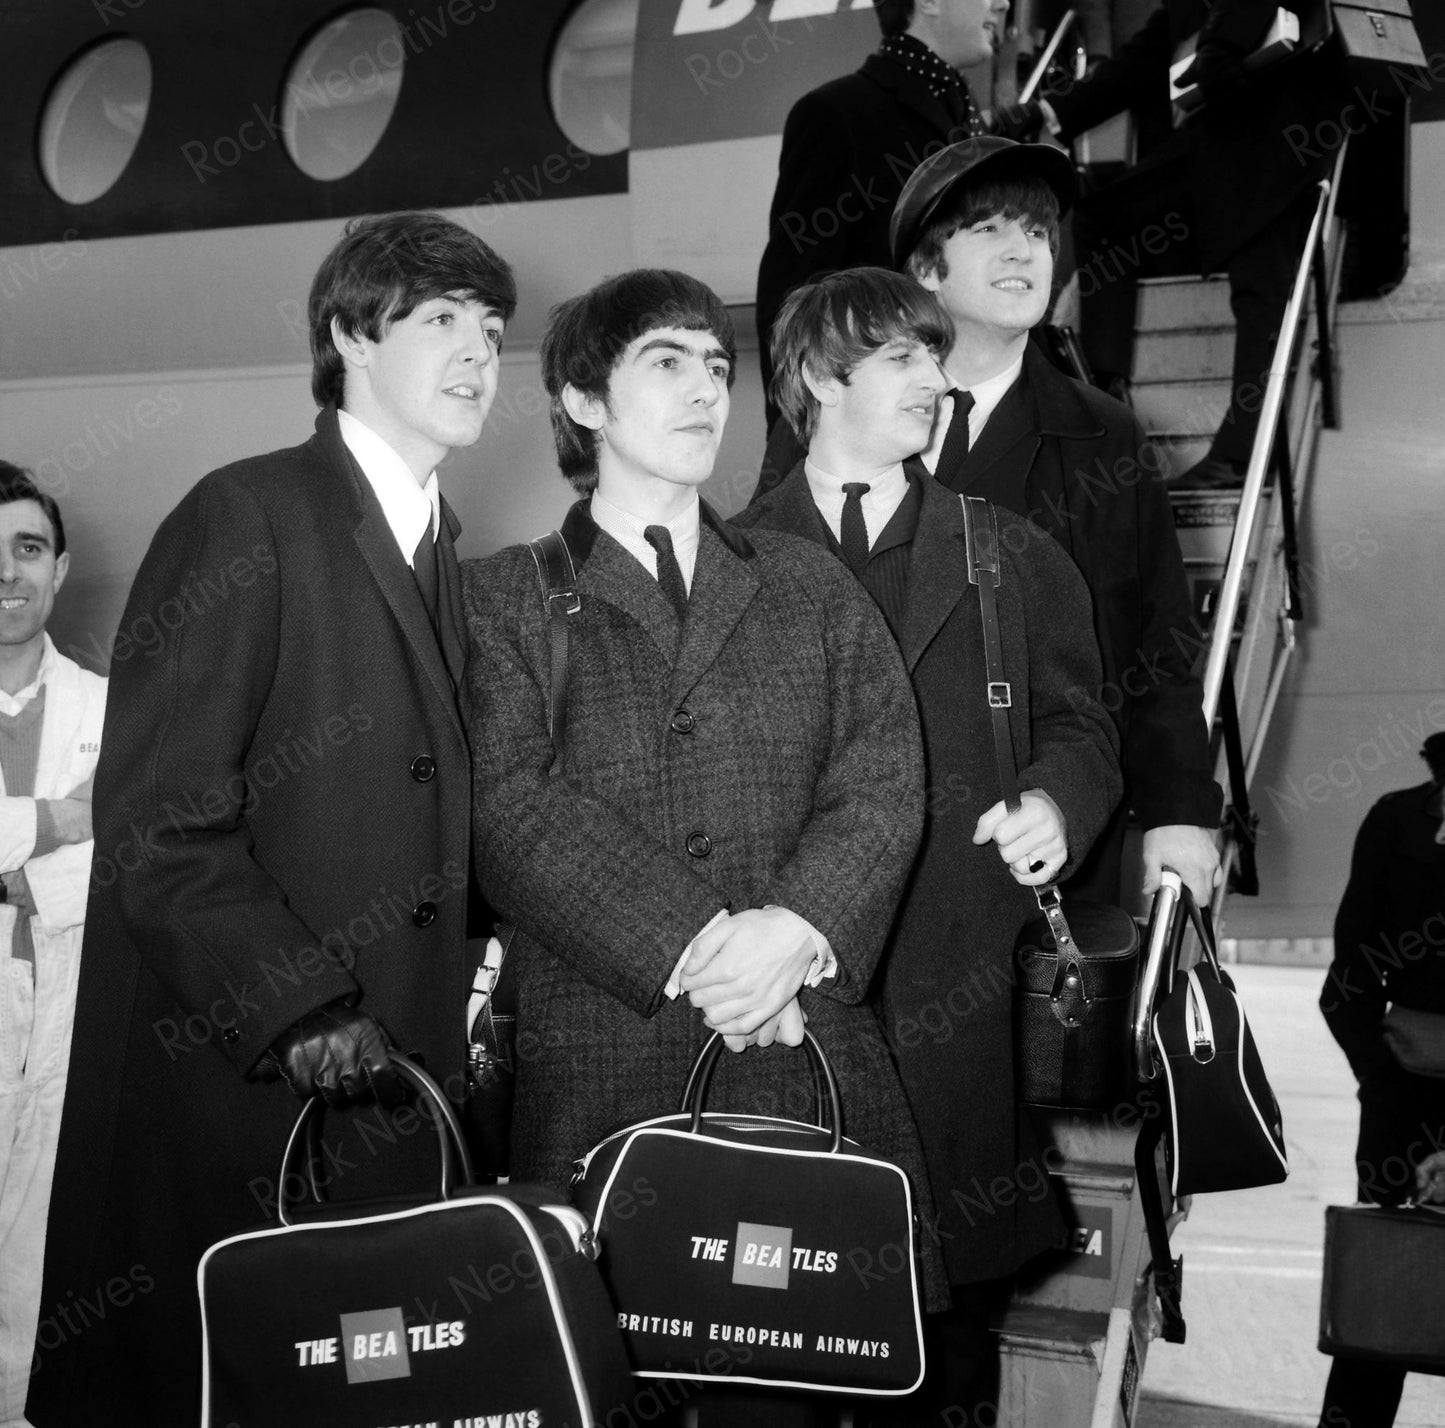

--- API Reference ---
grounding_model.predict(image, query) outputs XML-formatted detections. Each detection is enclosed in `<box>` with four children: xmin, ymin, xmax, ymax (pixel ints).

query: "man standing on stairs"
<box><xmin>755</xmin><ymin>0</ymin><xmax>1007</xmax><ymax>433</ymax></box>
<box><xmin>995</xmin><ymin>0</ymin><xmax>1348</xmax><ymax>487</ymax></box>
<box><xmin>752</xmin><ymin>137</ymin><xmax>1221</xmax><ymax>906</ymax></box>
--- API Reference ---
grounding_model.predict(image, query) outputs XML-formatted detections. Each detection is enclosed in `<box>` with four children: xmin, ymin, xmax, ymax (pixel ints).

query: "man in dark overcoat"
<box><xmin>737</xmin><ymin>264</ymin><xmax>1121</xmax><ymax>1425</ymax></box>
<box><xmin>1000</xmin><ymin>0</ymin><xmax>1349</xmax><ymax>484</ymax></box>
<box><xmin>462</xmin><ymin>270</ymin><xmax>942</xmax><ymax>1334</ymax></box>
<box><xmin>27</xmin><ymin>213</ymin><xmax>515</xmax><ymax>1426</ymax></box>
<box><xmin>1317</xmin><ymin>731</ymin><xmax>1445</xmax><ymax>1428</ymax></box>
<box><xmin>755</xmin><ymin>138</ymin><xmax>1221</xmax><ymax>908</ymax></box>
<box><xmin>754</xmin><ymin>0</ymin><xmax>1005</xmax><ymax>426</ymax></box>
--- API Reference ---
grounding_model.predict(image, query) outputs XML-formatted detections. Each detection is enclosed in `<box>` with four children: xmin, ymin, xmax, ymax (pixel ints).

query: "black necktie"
<box><xmin>840</xmin><ymin>483</ymin><xmax>872</xmax><ymax>574</ymax></box>
<box><xmin>644</xmin><ymin>525</ymin><xmax>688</xmax><ymax>621</ymax></box>
<box><xmin>411</xmin><ymin>523</ymin><xmax>439</xmax><ymax>627</ymax></box>
<box><xmin>934</xmin><ymin>389</ymin><xmax>976</xmax><ymax>488</ymax></box>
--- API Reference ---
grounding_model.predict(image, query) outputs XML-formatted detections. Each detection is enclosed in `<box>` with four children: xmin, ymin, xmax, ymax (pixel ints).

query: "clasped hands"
<box><xmin>678</xmin><ymin>907</ymin><xmax>816</xmax><ymax>1055</ymax></box>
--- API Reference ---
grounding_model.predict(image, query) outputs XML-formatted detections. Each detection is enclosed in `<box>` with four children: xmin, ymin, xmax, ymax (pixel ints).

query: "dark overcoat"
<box><xmin>756</xmin><ymin>347</ymin><xmax>1219</xmax><ymax>868</ymax></box>
<box><xmin>737</xmin><ymin>471</ymin><xmax>1123</xmax><ymax>1284</ymax></box>
<box><xmin>1322</xmin><ymin>780</ymin><xmax>1445</xmax><ymax>1084</ymax></box>
<box><xmin>1048</xmin><ymin>0</ymin><xmax>1346</xmax><ymax>269</ymax></box>
<box><xmin>462</xmin><ymin>499</ymin><xmax>948</xmax><ymax>1307</ymax></box>
<box><xmin>28</xmin><ymin>408</ymin><xmax>474</xmax><ymax>1426</ymax></box>
<box><xmin>755</xmin><ymin>51</ymin><xmax>976</xmax><ymax>397</ymax></box>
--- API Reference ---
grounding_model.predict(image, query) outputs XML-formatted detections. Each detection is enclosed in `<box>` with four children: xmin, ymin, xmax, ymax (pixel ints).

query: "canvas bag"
<box><xmin>199</xmin><ymin>1056</ymin><xmax>630</xmax><ymax>1428</ymax></box>
<box><xmin>571</xmin><ymin>1032</ymin><xmax>925</xmax><ymax>1396</ymax></box>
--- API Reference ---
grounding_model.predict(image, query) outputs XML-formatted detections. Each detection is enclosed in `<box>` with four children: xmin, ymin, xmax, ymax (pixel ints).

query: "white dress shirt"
<box><xmin>803</xmin><ymin>457</ymin><xmax>909</xmax><ymax>552</ymax></box>
<box><xmin>590</xmin><ymin>489</ymin><xmax>700</xmax><ymax>594</ymax></box>
<box><xmin>338</xmin><ymin>408</ymin><xmax>439</xmax><ymax>564</ymax></box>
<box><xmin>919</xmin><ymin>352</ymin><xmax>1026</xmax><ymax>476</ymax></box>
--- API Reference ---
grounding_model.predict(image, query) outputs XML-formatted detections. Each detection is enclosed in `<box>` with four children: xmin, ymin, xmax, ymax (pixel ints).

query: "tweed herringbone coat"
<box><xmin>463</xmin><ymin>498</ymin><xmax>946</xmax><ymax>1305</ymax></box>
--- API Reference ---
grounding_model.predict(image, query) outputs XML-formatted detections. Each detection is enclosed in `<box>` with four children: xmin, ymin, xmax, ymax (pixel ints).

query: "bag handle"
<box><xmin>527</xmin><ymin>529</ymin><xmax>580</xmax><ymax>777</ymax></box>
<box><xmin>276</xmin><ymin>1054</ymin><xmax>473</xmax><ymax>1227</ymax></box>
<box><xmin>679</xmin><ymin>1031</ymin><xmax>844</xmax><ymax>1154</ymax></box>
<box><xmin>962</xmin><ymin>495</ymin><xmax>1089</xmax><ymax>1024</ymax></box>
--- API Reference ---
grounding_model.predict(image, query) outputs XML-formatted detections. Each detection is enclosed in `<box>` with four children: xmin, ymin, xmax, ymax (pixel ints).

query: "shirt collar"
<box><xmin>0</xmin><ymin>633</ymin><xmax>58</xmax><ymax>718</ymax></box>
<box><xmin>802</xmin><ymin>455</ymin><xmax>909</xmax><ymax>547</ymax></box>
<box><xmin>590</xmin><ymin>489</ymin><xmax>702</xmax><ymax>593</ymax></box>
<box><xmin>338</xmin><ymin>408</ymin><xmax>439</xmax><ymax>566</ymax></box>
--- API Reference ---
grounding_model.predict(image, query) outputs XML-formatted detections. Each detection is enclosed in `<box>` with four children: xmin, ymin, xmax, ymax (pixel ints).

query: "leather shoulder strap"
<box><xmin>527</xmin><ymin>530</ymin><xmax>580</xmax><ymax>777</ymax></box>
<box><xmin>961</xmin><ymin>495</ymin><xmax>1020</xmax><ymax>812</ymax></box>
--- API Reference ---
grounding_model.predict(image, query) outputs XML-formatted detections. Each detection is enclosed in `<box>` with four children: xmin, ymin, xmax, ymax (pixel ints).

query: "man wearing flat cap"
<box><xmin>754</xmin><ymin>137</ymin><xmax>1221</xmax><ymax>913</ymax></box>
<box><xmin>754</xmin><ymin>0</ymin><xmax>1008</xmax><ymax>429</ymax></box>
<box><xmin>1318</xmin><ymin>726</ymin><xmax>1445</xmax><ymax>1426</ymax></box>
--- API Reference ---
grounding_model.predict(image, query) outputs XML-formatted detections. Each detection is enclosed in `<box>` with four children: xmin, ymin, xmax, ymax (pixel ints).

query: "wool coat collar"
<box><xmin>745</xmin><ymin>463</ymin><xmax>974</xmax><ymax>676</ymax></box>
<box><xmin>560</xmin><ymin>495</ymin><xmax>759</xmax><ymax>705</ymax></box>
<box><xmin>311</xmin><ymin>405</ymin><xmax>467</xmax><ymax>735</ymax></box>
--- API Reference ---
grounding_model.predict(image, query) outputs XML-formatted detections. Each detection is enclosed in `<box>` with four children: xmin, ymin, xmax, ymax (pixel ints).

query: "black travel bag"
<box><xmin>199</xmin><ymin>1056</ymin><xmax>630</xmax><ymax>1427</ymax></box>
<box><xmin>571</xmin><ymin>1031</ymin><xmax>926</xmax><ymax>1397</ymax></box>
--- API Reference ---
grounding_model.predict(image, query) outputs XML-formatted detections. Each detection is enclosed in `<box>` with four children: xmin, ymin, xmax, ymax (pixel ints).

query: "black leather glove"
<box><xmin>255</xmin><ymin>1001</ymin><xmax>403</xmax><ymax>1108</ymax></box>
<box><xmin>1177</xmin><ymin>41</ymin><xmax>1246</xmax><ymax>95</ymax></box>
<box><xmin>991</xmin><ymin>100</ymin><xmax>1045</xmax><ymax>143</ymax></box>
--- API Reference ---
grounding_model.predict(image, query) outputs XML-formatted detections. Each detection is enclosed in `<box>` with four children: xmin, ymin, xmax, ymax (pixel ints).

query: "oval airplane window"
<box><xmin>550</xmin><ymin>0</ymin><xmax>640</xmax><ymax>157</ymax></box>
<box><xmin>39</xmin><ymin>38</ymin><xmax>153</xmax><ymax>205</ymax></box>
<box><xmin>281</xmin><ymin>7</ymin><xmax>406</xmax><ymax>182</ymax></box>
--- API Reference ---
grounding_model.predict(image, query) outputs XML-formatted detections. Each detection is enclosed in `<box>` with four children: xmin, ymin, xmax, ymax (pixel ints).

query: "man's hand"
<box><xmin>1416</xmin><ymin>1150</ymin><xmax>1445</xmax><ymax>1205</ymax></box>
<box><xmin>680</xmin><ymin>907</ymin><xmax>817</xmax><ymax>1037</ymax></box>
<box><xmin>253</xmin><ymin>1000</ymin><xmax>402</xmax><ymax>1108</ymax></box>
<box><xmin>46</xmin><ymin>797</ymin><xmax>93</xmax><ymax>845</ymax></box>
<box><xmin>974</xmin><ymin>789</ymin><xmax>1067</xmax><ymax>886</ymax></box>
<box><xmin>1141</xmin><ymin>825</ymin><xmax>1222</xmax><ymax>906</ymax></box>
<box><xmin>722</xmin><ymin>998</ymin><xmax>807</xmax><ymax>1054</ymax></box>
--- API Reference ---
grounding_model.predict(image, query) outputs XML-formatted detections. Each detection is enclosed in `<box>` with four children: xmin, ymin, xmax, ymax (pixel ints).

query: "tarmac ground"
<box><xmin>1132</xmin><ymin>964</ymin><xmax>1445</xmax><ymax>1428</ymax></box>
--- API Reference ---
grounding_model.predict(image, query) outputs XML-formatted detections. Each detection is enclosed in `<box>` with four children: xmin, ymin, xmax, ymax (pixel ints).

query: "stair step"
<box><xmin>1134</xmin><ymin>327</ymin><xmax>1235</xmax><ymax>383</ymax></box>
<box><xmin>1136</xmin><ymin>275</ymin><xmax>1233</xmax><ymax>333</ymax></box>
<box><xmin>1130</xmin><ymin>379</ymin><xmax>1231</xmax><ymax>436</ymax></box>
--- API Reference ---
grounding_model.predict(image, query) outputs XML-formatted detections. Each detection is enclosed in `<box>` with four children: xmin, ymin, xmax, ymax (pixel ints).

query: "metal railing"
<box><xmin>1199</xmin><ymin>142</ymin><xmax>1348</xmax><ymax>728</ymax></box>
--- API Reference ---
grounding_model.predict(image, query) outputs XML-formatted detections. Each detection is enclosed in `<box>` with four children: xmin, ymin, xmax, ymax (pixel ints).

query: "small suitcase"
<box><xmin>199</xmin><ymin>1057</ymin><xmax>631</xmax><ymax>1427</ymax></box>
<box><xmin>1319</xmin><ymin>1202</ymin><xmax>1445</xmax><ymax>1373</ymax></box>
<box><xmin>571</xmin><ymin>1032</ymin><xmax>926</xmax><ymax>1397</ymax></box>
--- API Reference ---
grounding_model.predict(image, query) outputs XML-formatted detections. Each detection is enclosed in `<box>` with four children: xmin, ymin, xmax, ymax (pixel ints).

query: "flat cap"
<box><xmin>889</xmin><ymin>136</ymin><xmax>1077</xmax><ymax>267</ymax></box>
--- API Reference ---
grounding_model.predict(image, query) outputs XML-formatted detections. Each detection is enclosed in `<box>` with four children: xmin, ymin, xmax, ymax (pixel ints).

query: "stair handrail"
<box><xmin>1198</xmin><ymin>142</ymin><xmax>1346</xmax><ymax>727</ymax></box>
<box><xmin>1019</xmin><ymin>9</ymin><xmax>1079</xmax><ymax>104</ymax></box>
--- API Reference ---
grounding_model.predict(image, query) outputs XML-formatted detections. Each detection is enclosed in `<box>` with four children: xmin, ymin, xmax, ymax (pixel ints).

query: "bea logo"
<box><xmin>732</xmin><ymin>1221</ymin><xmax>792</xmax><ymax>1290</ymax></box>
<box><xmin>339</xmin><ymin>1308</ymin><xmax>410</xmax><ymax>1384</ymax></box>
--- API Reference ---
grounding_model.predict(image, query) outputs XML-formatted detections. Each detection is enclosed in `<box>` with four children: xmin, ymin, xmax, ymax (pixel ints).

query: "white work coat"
<box><xmin>0</xmin><ymin>636</ymin><xmax>106</xmax><ymax>1423</ymax></box>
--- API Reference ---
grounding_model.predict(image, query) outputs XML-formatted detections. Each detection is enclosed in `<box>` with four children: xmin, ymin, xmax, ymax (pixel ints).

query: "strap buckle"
<box><xmin>987</xmin><ymin>681</ymin><xmax>1012</xmax><ymax>708</ymax></box>
<box><xmin>547</xmin><ymin>588</ymin><xmax>581</xmax><ymax>617</ymax></box>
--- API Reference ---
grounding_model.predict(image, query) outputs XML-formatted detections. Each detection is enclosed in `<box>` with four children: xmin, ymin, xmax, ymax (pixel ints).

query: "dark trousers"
<box><xmin>1071</xmin><ymin>145</ymin><xmax>1315</xmax><ymax>466</ymax></box>
<box><xmin>1317</xmin><ymin>1061</ymin><xmax>1445</xmax><ymax>1428</ymax></box>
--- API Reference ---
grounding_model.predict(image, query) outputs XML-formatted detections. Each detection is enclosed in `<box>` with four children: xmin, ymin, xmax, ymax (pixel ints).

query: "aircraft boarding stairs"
<box><xmin>988</xmin><ymin>159</ymin><xmax>1347</xmax><ymax>1428</ymax></box>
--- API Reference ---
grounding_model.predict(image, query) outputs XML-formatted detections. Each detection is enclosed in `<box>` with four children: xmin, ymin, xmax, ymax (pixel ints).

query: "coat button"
<box><xmin>669</xmin><ymin>709</ymin><xmax>695</xmax><ymax>734</ymax></box>
<box><xmin>412</xmin><ymin>901</ymin><xmax>437</xmax><ymax>927</ymax></box>
<box><xmin>222</xmin><ymin>1028</ymin><xmax>240</xmax><ymax>1044</ymax></box>
<box><xmin>410</xmin><ymin>755</ymin><xmax>436</xmax><ymax>782</ymax></box>
<box><xmin>685</xmin><ymin>832</ymin><xmax>712</xmax><ymax>859</ymax></box>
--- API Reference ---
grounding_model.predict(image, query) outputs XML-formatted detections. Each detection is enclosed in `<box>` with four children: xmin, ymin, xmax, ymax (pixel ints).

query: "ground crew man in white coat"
<box><xmin>0</xmin><ymin>465</ymin><xmax>105</xmax><ymax>1424</ymax></box>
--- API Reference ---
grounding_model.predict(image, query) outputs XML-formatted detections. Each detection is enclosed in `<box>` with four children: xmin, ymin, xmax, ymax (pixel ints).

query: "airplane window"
<box><xmin>280</xmin><ymin>7</ymin><xmax>406</xmax><ymax>182</ymax></box>
<box><xmin>550</xmin><ymin>0</ymin><xmax>640</xmax><ymax>157</ymax></box>
<box><xmin>39</xmin><ymin>38</ymin><xmax>152</xmax><ymax>205</ymax></box>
